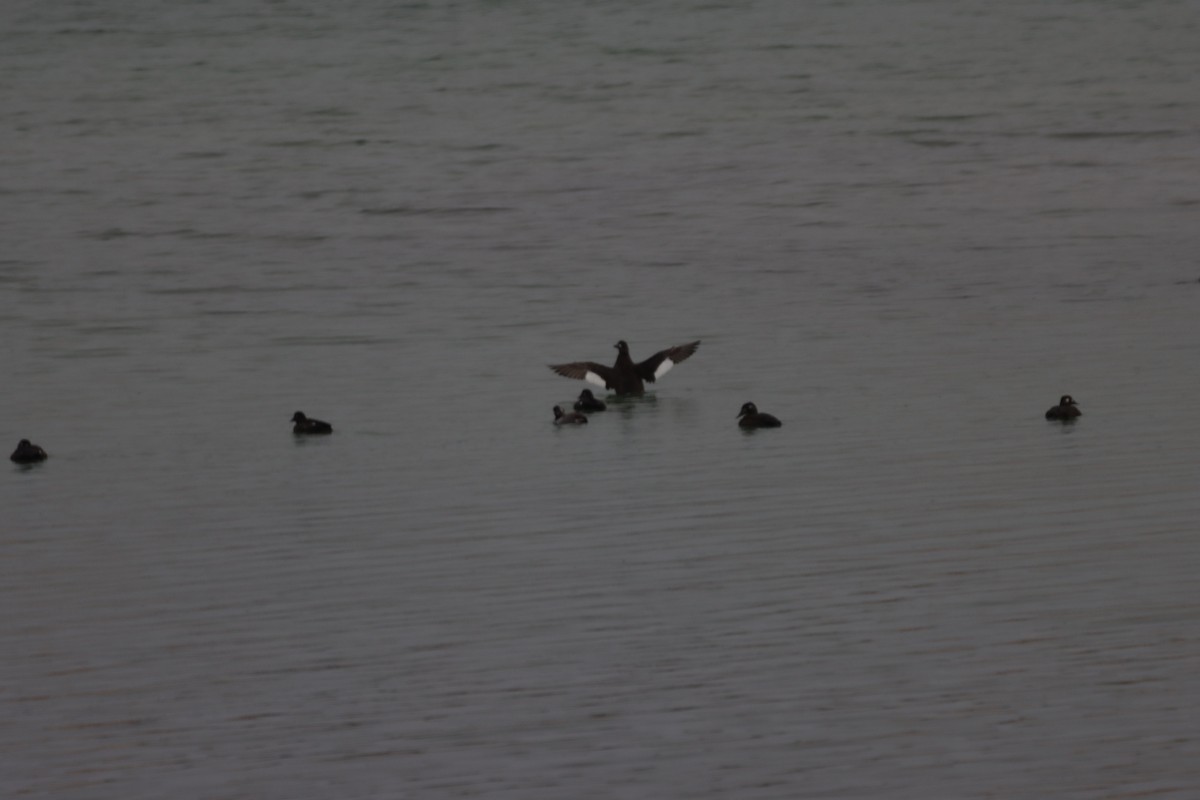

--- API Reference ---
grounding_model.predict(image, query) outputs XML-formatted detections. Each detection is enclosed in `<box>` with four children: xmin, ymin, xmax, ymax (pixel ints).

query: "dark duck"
<box><xmin>1044</xmin><ymin>395</ymin><xmax>1081</xmax><ymax>421</ymax></box>
<box><xmin>737</xmin><ymin>402</ymin><xmax>782</xmax><ymax>429</ymax></box>
<box><xmin>10</xmin><ymin>439</ymin><xmax>49</xmax><ymax>463</ymax></box>
<box><xmin>553</xmin><ymin>405</ymin><xmax>588</xmax><ymax>425</ymax></box>
<box><xmin>573</xmin><ymin>389</ymin><xmax>607</xmax><ymax>413</ymax></box>
<box><xmin>549</xmin><ymin>339</ymin><xmax>700</xmax><ymax>396</ymax></box>
<box><xmin>291</xmin><ymin>411</ymin><xmax>333</xmax><ymax>434</ymax></box>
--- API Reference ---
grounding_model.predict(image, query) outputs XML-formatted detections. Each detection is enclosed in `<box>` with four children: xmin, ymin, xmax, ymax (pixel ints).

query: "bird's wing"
<box><xmin>549</xmin><ymin>362</ymin><xmax>615</xmax><ymax>389</ymax></box>
<box><xmin>636</xmin><ymin>340</ymin><xmax>700</xmax><ymax>383</ymax></box>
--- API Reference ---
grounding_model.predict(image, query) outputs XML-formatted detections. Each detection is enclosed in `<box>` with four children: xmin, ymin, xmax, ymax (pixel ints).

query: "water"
<box><xmin>3</xmin><ymin>1</ymin><xmax>1199</xmax><ymax>797</ymax></box>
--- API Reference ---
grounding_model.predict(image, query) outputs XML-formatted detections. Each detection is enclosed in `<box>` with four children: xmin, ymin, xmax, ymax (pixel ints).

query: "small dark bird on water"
<box><xmin>553</xmin><ymin>405</ymin><xmax>588</xmax><ymax>425</ymax></box>
<box><xmin>737</xmin><ymin>402</ymin><xmax>782</xmax><ymax>429</ymax></box>
<box><xmin>1045</xmin><ymin>395</ymin><xmax>1082</xmax><ymax>421</ymax></box>
<box><xmin>573</xmin><ymin>389</ymin><xmax>607</xmax><ymax>413</ymax></box>
<box><xmin>549</xmin><ymin>339</ymin><xmax>700</xmax><ymax>396</ymax></box>
<box><xmin>292</xmin><ymin>411</ymin><xmax>333</xmax><ymax>434</ymax></box>
<box><xmin>10</xmin><ymin>439</ymin><xmax>49</xmax><ymax>463</ymax></box>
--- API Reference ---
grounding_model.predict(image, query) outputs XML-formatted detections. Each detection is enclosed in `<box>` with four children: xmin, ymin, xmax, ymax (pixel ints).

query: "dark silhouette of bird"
<box><xmin>1045</xmin><ymin>395</ymin><xmax>1082</xmax><ymax>421</ymax></box>
<box><xmin>737</xmin><ymin>402</ymin><xmax>782</xmax><ymax>429</ymax></box>
<box><xmin>292</xmin><ymin>411</ymin><xmax>333</xmax><ymax>434</ymax></box>
<box><xmin>549</xmin><ymin>339</ymin><xmax>699</xmax><ymax>396</ymax></box>
<box><xmin>573</xmin><ymin>389</ymin><xmax>607</xmax><ymax>413</ymax></box>
<box><xmin>10</xmin><ymin>439</ymin><xmax>49</xmax><ymax>463</ymax></box>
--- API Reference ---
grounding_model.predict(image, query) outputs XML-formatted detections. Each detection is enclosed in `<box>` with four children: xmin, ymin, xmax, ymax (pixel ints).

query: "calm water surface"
<box><xmin>3</xmin><ymin>1</ymin><xmax>1199</xmax><ymax>797</ymax></box>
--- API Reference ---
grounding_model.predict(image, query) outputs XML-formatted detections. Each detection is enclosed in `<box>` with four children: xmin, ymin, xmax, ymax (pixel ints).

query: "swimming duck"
<box><xmin>573</xmin><ymin>389</ymin><xmax>607</xmax><ymax>413</ymax></box>
<box><xmin>737</xmin><ymin>402</ymin><xmax>782</xmax><ymax>429</ymax></box>
<box><xmin>550</xmin><ymin>339</ymin><xmax>700</xmax><ymax>396</ymax></box>
<box><xmin>292</xmin><ymin>411</ymin><xmax>333</xmax><ymax>434</ymax></box>
<box><xmin>10</xmin><ymin>439</ymin><xmax>48</xmax><ymax>463</ymax></box>
<box><xmin>1045</xmin><ymin>395</ymin><xmax>1082</xmax><ymax>421</ymax></box>
<box><xmin>553</xmin><ymin>405</ymin><xmax>588</xmax><ymax>425</ymax></box>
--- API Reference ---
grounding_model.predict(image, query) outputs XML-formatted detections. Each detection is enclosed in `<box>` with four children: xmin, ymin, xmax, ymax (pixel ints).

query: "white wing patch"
<box><xmin>584</xmin><ymin>370</ymin><xmax>608</xmax><ymax>388</ymax></box>
<box><xmin>653</xmin><ymin>359</ymin><xmax>676</xmax><ymax>379</ymax></box>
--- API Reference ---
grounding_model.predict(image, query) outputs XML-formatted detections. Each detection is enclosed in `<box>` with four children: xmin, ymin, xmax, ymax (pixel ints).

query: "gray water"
<box><xmin>3</xmin><ymin>1</ymin><xmax>1199</xmax><ymax>797</ymax></box>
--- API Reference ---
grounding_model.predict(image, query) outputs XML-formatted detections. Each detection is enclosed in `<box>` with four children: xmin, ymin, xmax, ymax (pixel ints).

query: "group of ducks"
<box><xmin>547</xmin><ymin>338</ymin><xmax>782</xmax><ymax>428</ymax></box>
<box><xmin>7</xmin><ymin>344</ymin><xmax>1085</xmax><ymax>464</ymax></box>
<box><xmin>547</xmin><ymin>341</ymin><xmax>1085</xmax><ymax>430</ymax></box>
<box><xmin>7</xmin><ymin>413</ymin><xmax>338</xmax><ymax>465</ymax></box>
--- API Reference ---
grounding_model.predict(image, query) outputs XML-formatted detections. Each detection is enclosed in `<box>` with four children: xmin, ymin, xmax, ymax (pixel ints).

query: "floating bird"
<box><xmin>573</xmin><ymin>389</ymin><xmax>607</xmax><ymax>413</ymax></box>
<box><xmin>549</xmin><ymin>339</ymin><xmax>700</xmax><ymax>396</ymax></box>
<box><xmin>737</xmin><ymin>402</ymin><xmax>782</xmax><ymax>429</ymax></box>
<box><xmin>10</xmin><ymin>439</ymin><xmax>48</xmax><ymax>463</ymax></box>
<box><xmin>1045</xmin><ymin>395</ymin><xmax>1082</xmax><ymax>421</ymax></box>
<box><xmin>292</xmin><ymin>411</ymin><xmax>333</xmax><ymax>434</ymax></box>
<box><xmin>553</xmin><ymin>405</ymin><xmax>588</xmax><ymax>425</ymax></box>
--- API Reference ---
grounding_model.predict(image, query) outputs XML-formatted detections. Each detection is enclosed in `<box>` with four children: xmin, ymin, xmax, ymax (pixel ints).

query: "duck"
<box><xmin>1045</xmin><ymin>395</ymin><xmax>1082</xmax><ymax>421</ymax></box>
<box><xmin>292</xmin><ymin>411</ymin><xmax>333</xmax><ymax>434</ymax></box>
<box><xmin>737</xmin><ymin>402</ymin><xmax>782</xmax><ymax>429</ymax></box>
<box><xmin>573</xmin><ymin>389</ymin><xmax>607</xmax><ymax>413</ymax></box>
<box><xmin>553</xmin><ymin>405</ymin><xmax>588</xmax><ymax>425</ymax></box>
<box><xmin>549</xmin><ymin>339</ymin><xmax>700</xmax><ymax>396</ymax></box>
<box><xmin>10</xmin><ymin>439</ymin><xmax>49</xmax><ymax>463</ymax></box>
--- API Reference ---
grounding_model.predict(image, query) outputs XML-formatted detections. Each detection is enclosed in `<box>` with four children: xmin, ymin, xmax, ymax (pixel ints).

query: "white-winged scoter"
<box><xmin>573</xmin><ymin>389</ymin><xmax>607</xmax><ymax>413</ymax></box>
<box><xmin>292</xmin><ymin>411</ymin><xmax>333</xmax><ymax>434</ymax></box>
<box><xmin>1045</xmin><ymin>395</ymin><xmax>1082</xmax><ymax>421</ymax></box>
<box><xmin>737</xmin><ymin>402</ymin><xmax>782</xmax><ymax>429</ymax></box>
<box><xmin>549</xmin><ymin>339</ymin><xmax>699</xmax><ymax>396</ymax></box>
<box><xmin>10</xmin><ymin>439</ymin><xmax>49</xmax><ymax>463</ymax></box>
